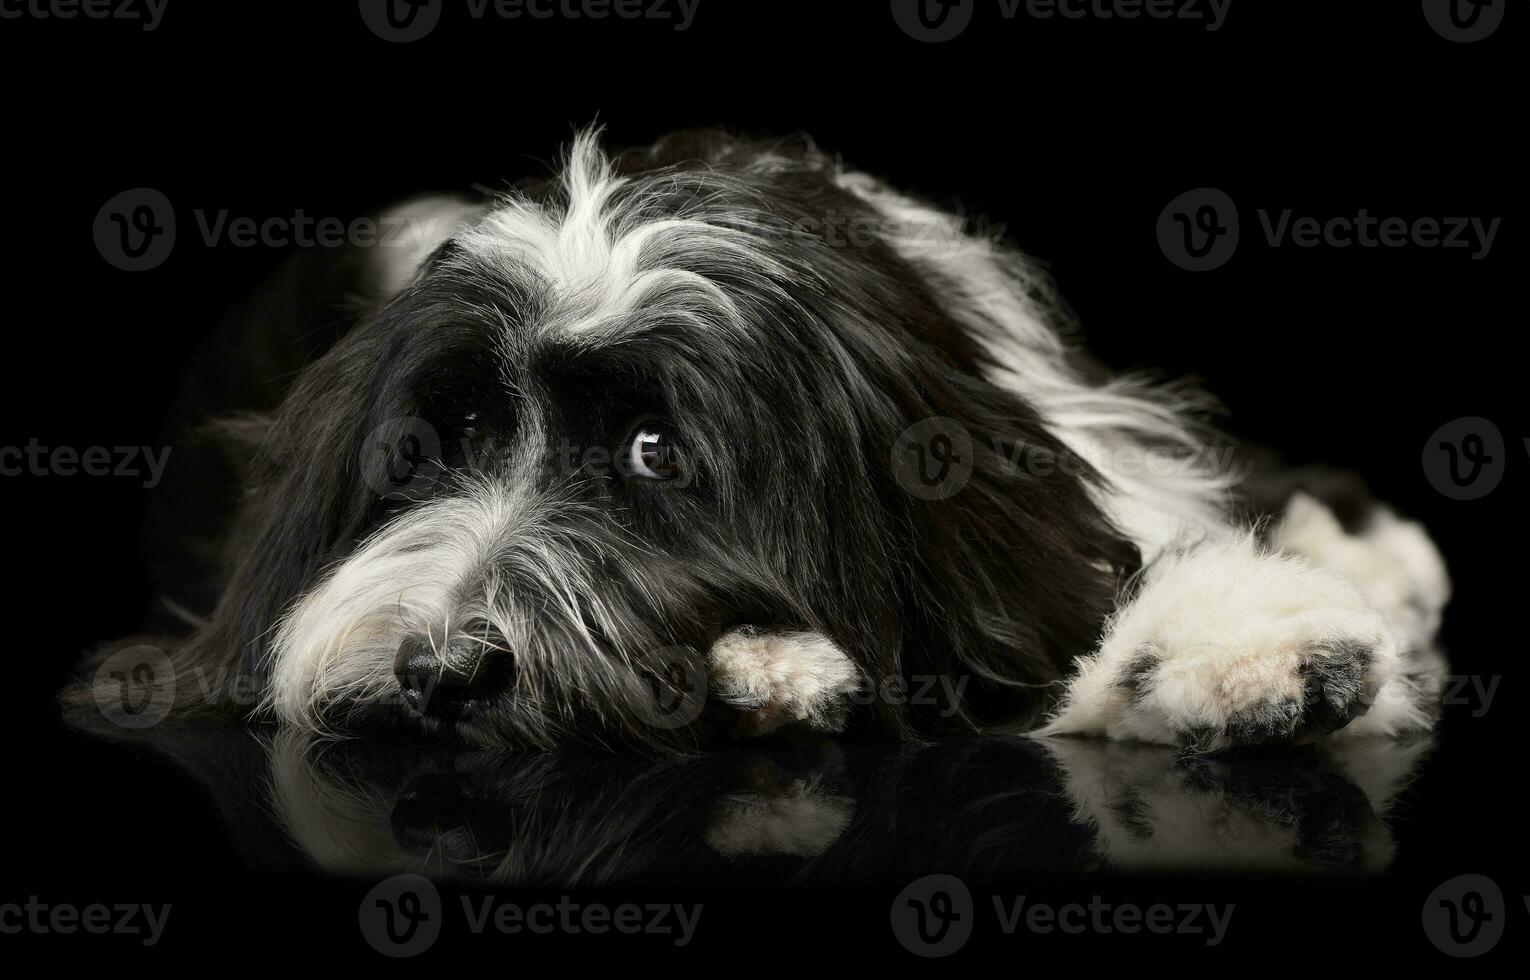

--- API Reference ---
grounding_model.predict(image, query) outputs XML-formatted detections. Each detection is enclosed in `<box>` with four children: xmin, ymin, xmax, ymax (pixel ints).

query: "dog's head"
<box><xmin>166</xmin><ymin>129</ymin><xmax>1138</xmax><ymax>748</ymax></box>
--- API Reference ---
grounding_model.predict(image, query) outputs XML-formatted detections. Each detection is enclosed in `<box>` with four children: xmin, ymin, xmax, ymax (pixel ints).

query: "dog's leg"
<box><xmin>1035</xmin><ymin>531</ymin><xmax>1428</xmax><ymax>750</ymax></box>
<box><xmin>708</xmin><ymin>629</ymin><xmax>862</xmax><ymax>736</ymax></box>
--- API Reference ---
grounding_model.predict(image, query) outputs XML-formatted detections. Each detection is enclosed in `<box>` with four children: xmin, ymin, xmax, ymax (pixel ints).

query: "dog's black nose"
<box><xmin>394</xmin><ymin>625</ymin><xmax>515</xmax><ymax>720</ymax></box>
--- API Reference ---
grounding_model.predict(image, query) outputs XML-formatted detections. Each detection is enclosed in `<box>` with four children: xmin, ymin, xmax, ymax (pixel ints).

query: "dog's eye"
<box><xmin>626</xmin><ymin>421</ymin><xmax>682</xmax><ymax>481</ymax></box>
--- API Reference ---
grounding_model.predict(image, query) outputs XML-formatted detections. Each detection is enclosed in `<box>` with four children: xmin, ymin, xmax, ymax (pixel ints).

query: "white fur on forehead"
<box><xmin>453</xmin><ymin>128</ymin><xmax>1231</xmax><ymax>564</ymax></box>
<box><xmin>449</xmin><ymin>130</ymin><xmax>784</xmax><ymax>341</ymax></box>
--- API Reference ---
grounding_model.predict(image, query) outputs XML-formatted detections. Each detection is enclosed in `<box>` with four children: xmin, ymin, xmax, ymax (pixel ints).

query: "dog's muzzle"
<box><xmin>393</xmin><ymin>624</ymin><xmax>516</xmax><ymax>721</ymax></box>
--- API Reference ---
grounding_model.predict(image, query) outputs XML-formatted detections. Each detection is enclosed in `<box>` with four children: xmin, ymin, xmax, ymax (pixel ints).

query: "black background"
<box><xmin>2</xmin><ymin>0</ymin><xmax>1524</xmax><ymax>966</ymax></box>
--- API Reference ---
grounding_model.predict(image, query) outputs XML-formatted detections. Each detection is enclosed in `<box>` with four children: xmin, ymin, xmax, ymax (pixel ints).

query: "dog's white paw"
<box><xmin>707</xmin><ymin>629</ymin><xmax>861</xmax><ymax>736</ymax></box>
<box><xmin>1038</xmin><ymin>534</ymin><xmax>1411</xmax><ymax>750</ymax></box>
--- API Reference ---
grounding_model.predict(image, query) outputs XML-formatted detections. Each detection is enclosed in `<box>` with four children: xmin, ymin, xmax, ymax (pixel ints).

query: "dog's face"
<box><xmin>187</xmin><ymin>131</ymin><xmax>1135</xmax><ymax>748</ymax></box>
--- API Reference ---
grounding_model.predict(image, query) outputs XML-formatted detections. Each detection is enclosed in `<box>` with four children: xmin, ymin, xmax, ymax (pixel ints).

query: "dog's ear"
<box><xmin>785</xmin><ymin>171</ymin><xmax>1146</xmax><ymax>734</ymax></box>
<box><xmin>883</xmin><ymin>366</ymin><xmax>1141</xmax><ymax>734</ymax></box>
<box><xmin>64</xmin><ymin>325</ymin><xmax>403</xmax><ymax>721</ymax></box>
<box><xmin>67</xmin><ymin>195</ymin><xmax>485</xmax><ymax>721</ymax></box>
<box><xmin>199</xmin><ymin>412</ymin><xmax>277</xmax><ymax>467</ymax></box>
<box><xmin>198</xmin><ymin>333</ymin><xmax>396</xmax><ymax>692</ymax></box>
<box><xmin>132</xmin><ymin>412</ymin><xmax>277</xmax><ymax>625</ymax></box>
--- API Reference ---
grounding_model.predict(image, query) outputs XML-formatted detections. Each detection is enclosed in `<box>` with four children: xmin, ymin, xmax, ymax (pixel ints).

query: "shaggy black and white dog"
<box><xmin>84</xmin><ymin>128</ymin><xmax>1451</xmax><ymax>752</ymax></box>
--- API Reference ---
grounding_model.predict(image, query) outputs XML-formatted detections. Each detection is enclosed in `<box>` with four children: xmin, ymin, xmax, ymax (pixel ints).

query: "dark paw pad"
<box><xmin>1292</xmin><ymin>641</ymin><xmax>1375</xmax><ymax>740</ymax></box>
<box><xmin>1115</xmin><ymin>639</ymin><xmax>1380</xmax><ymax>752</ymax></box>
<box><xmin>1220</xmin><ymin>641</ymin><xmax>1376</xmax><ymax>748</ymax></box>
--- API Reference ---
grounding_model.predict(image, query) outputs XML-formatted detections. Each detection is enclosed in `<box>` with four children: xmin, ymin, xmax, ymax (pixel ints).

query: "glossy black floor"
<box><xmin>61</xmin><ymin>717</ymin><xmax>1434</xmax><ymax>884</ymax></box>
<box><xmin>8</xmin><ymin>0</ymin><xmax>1524</xmax><ymax>966</ymax></box>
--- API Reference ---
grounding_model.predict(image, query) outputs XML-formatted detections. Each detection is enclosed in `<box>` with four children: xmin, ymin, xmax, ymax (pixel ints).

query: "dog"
<box><xmin>73</xmin><ymin>128</ymin><xmax>1451</xmax><ymax>752</ymax></box>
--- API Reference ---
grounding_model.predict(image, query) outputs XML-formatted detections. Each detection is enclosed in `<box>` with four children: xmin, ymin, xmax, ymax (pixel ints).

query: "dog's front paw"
<box><xmin>707</xmin><ymin>629</ymin><xmax>861</xmax><ymax>736</ymax></box>
<box><xmin>1121</xmin><ymin>636</ymin><xmax>1383</xmax><ymax>750</ymax></box>
<box><xmin>1039</xmin><ymin>535</ymin><xmax>1409</xmax><ymax>750</ymax></box>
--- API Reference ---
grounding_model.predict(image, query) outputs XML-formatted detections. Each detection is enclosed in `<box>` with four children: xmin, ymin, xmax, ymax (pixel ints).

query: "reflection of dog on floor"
<box><xmin>59</xmin><ymin>706</ymin><xmax>1430</xmax><ymax>881</ymax></box>
<box><xmin>69</xmin><ymin>128</ymin><xmax>1450</xmax><ymax>750</ymax></box>
<box><xmin>1041</xmin><ymin>738</ymin><xmax>1433</xmax><ymax>874</ymax></box>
